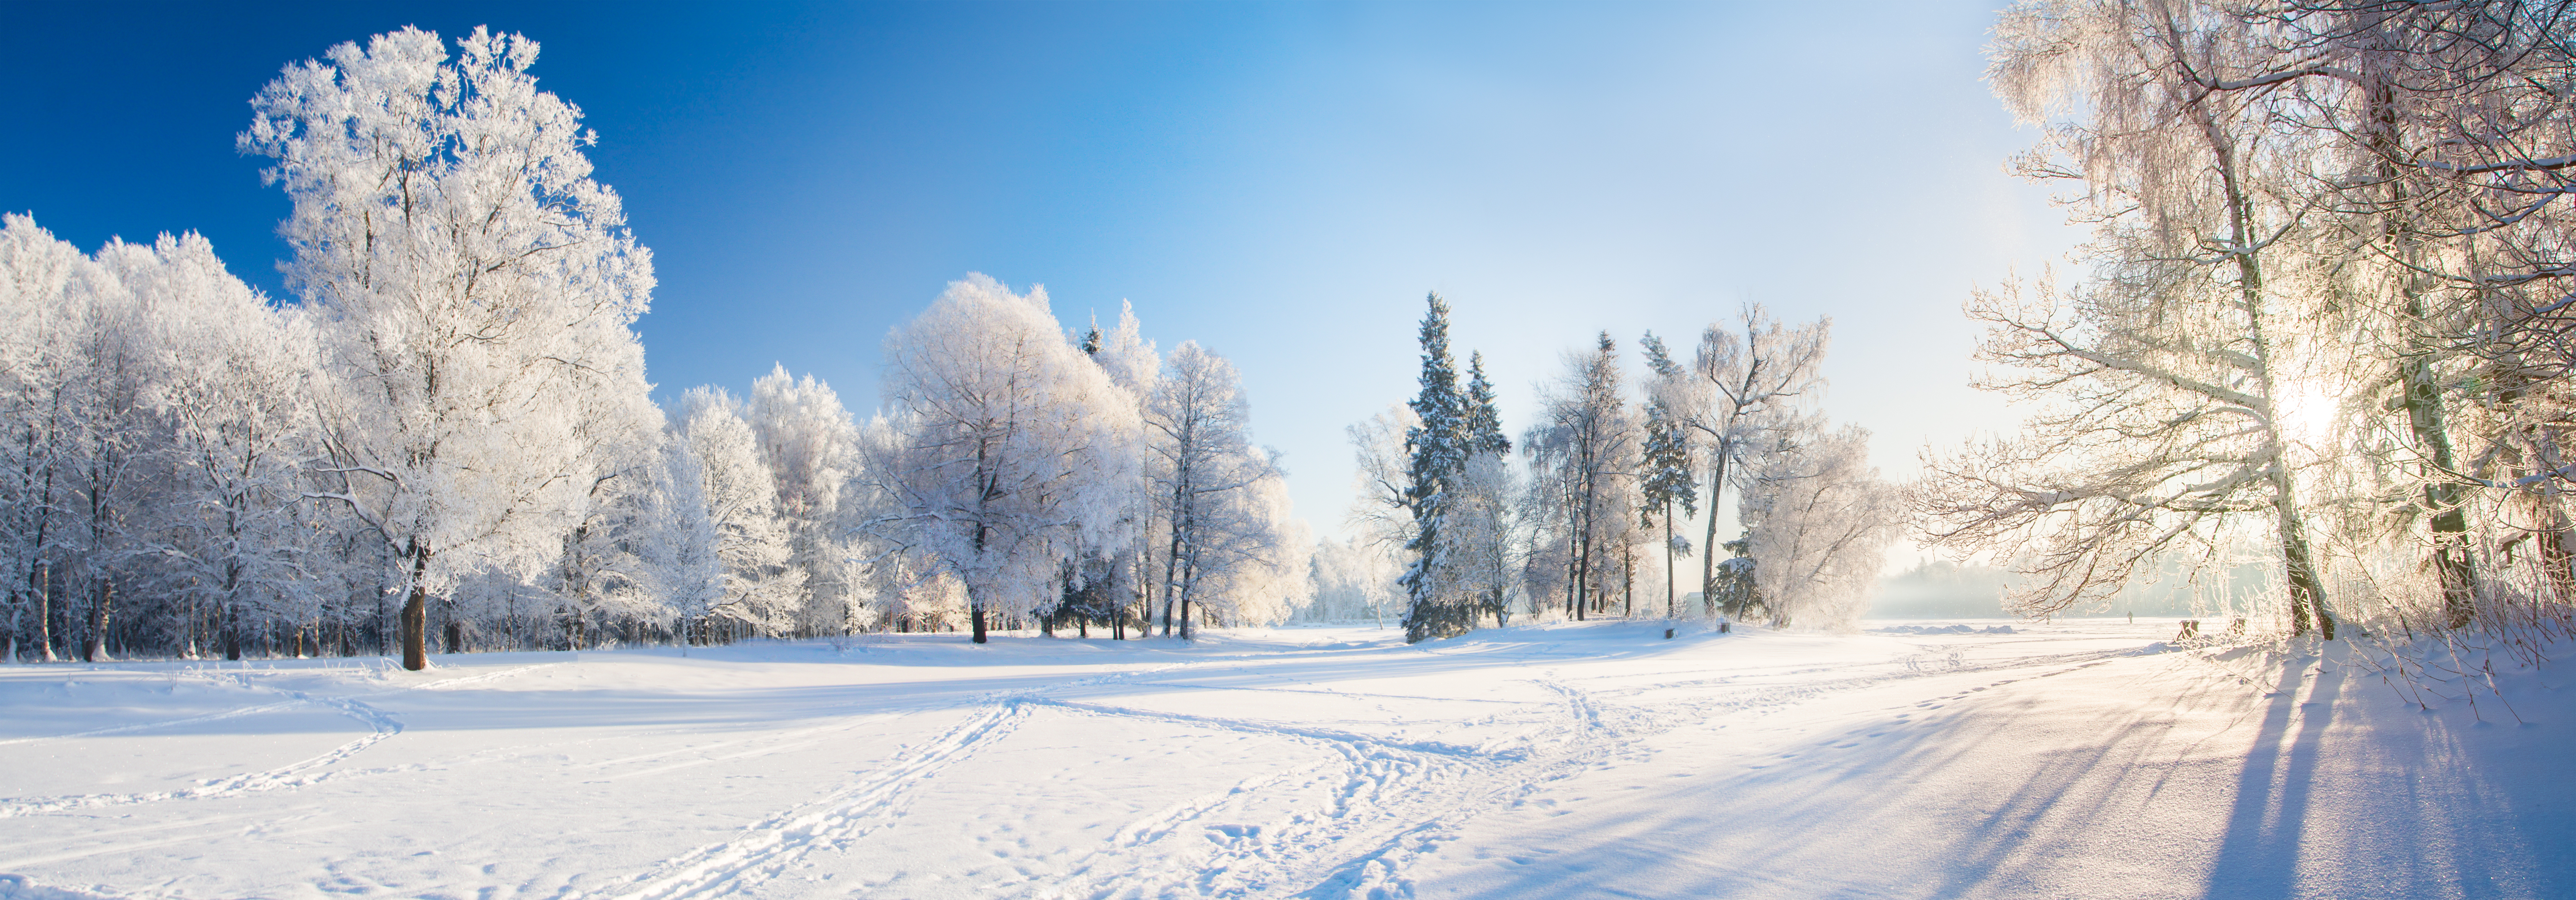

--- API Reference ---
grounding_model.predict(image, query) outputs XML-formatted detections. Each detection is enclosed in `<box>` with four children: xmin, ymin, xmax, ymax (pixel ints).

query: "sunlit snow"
<box><xmin>1</xmin><ymin>621</ymin><xmax>2562</xmax><ymax>899</ymax></box>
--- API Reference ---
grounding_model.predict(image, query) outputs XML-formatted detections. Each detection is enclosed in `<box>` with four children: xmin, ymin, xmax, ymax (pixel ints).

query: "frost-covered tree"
<box><xmin>1448</xmin><ymin>450</ymin><xmax>1522</xmax><ymax>627</ymax></box>
<box><xmin>2256</xmin><ymin>1</ymin><xmax>2576</xmax><ymax>632</ymax></box>
<box><xmin>0</xmin><ymin>217</ymin><xmax>98</xmax><ymax>661</ymax></box>
<box><xmin>670</xmin><ymin>387</ymin><xmax>804</xmax><ymax>633</ymax></box>
<box><xmin>1144</xmin><ymin>341</ymin><xmax>1304</xmax><ymax>636</ymax></box>
<box><xmin>242</xmin><ymin>26</ymin><xmax>657</xmax><ymax>668</ymax></box>
<box><xmin>1739</xmin><ymin>421</ymin><xmax>1899</xmax><ymax>631</ymax></box>
<box><xmin>1638</xmin><ymin>332</ymin><xmax>1700</xmax><ymax>618</ymax></box>
<box><xmin>1079</xmin><ymin>302</ymin><xmax>1158</xmax><ymax>637</ymax></box>
<box><xmin>863</xmin><ymin>274</ymin><xmax>1141</xmax><ymax>643</ymax></box>
<box><xmin>1302</xmin><ymin>536</ymin><xmax>1403</xmax><ymax>625</ymax></box>
<box><xmin>1657</xmin><ymin>306</ymin><xmax>1828</xmax><ymax>617</ymax></box>
<box><xmin>1346</xmin><ymin>403</ymin><xmax>1420</xmax><ymax>559</ymax></box>
<box><xmin>747</xmin><ymin>366</ymin><xmax>859</xmax><ymax>635</ymax></box>
<box><xmin>118</xmin><ymin>233</ymin><xmax>322</xmax><ymax>660</ymax></box>
<box><xmin>1921</xmin><ymin>1</ymin><xmax>2336</xmax><ymax>636</ymax></box>
<box><xmin>56</xmin><ymin>239</ymin><xmax>156</xmax><ymax>661</ymax></box>
<box><xmin>1524</xmin><ymin>333</ymin><xmax>1642</xmax><ymax>621</ymax></box>
<box><xmin>546</xmin><ymin>391</ymin><xmax>663</xmax><ymax>650</ymax></box>
<box><xmin>641</xmin><ymin>437</ymin><xmax>726</xmax><ymax>646</ymax></box>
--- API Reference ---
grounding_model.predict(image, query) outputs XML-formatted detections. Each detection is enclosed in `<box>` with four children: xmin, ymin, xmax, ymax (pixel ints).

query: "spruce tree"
<box><xmin>1462</xmin><ymin>352</ymin><xmax>1513</xmax><ymax>624</ymax></box>
<box><xmin>1400</xmin><ymin>293</ymin><xmax>1473</xmax><ymax>642</ymax></box>
<box><xmin>1464</xmin><ymin>352</ymin><xmax>1510</xmax><ymax>457</ymax></box>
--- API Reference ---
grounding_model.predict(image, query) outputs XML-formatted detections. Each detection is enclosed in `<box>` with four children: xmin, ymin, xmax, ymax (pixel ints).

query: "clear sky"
<box><xmin>1</xmin><ymin>1</ymin><xmax>2082</xmax><ymax>562</ymax></box>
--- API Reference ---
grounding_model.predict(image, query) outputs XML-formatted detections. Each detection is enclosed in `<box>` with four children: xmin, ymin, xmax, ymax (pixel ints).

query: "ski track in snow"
<box><xmin>588</xmin><ymin>662</ymin><xmax>1196</xmax><ymax>900</ymax></box>
<box><xmin>0</xmin><ymin>664</ymin><xmax>559</xmax><ymax>819</ymax></box>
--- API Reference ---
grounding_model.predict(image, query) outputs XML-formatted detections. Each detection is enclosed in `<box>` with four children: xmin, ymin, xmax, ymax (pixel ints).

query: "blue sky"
<box><xmin>2</xmin><ymin>1</ymin><xmax>2080</xmax><ymax>553</ymax></box>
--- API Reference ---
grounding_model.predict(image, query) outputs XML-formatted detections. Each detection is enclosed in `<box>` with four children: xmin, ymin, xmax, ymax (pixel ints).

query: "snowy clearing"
<box><xmin>0</xmin><ymin>619</ymin><xmax>2565</xmax><ymax>899</ymax></box>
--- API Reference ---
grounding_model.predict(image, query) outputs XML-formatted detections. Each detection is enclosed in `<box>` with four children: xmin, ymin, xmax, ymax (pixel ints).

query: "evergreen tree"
<box><xmin>1464</xmin><ymin>353</ymin><xmax>1510</xmax><ymax>456</ymax></box>
<box><xmin>1400</xmin><ymin>293</ymin><xmax>1475</xmax><ymax>642</ymax></box>
<box><xmin>1639</xmin><ymin>332</ymin><xmax>1698</xmax><ymax>618</ymax></box>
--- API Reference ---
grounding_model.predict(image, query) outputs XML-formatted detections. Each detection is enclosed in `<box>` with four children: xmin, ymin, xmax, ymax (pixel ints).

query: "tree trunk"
<box><xmin>82</xmin><ymin>577</ymin><xmax>110</xmax><ymax>662</ymax></box>
<box><xmin>1572</xmin><ymin>509</ymin><xmax>1590</xmax><ymax>622</ymax></box>
<box><xmin>2361</xmin><ymin>77</ymin><xmax>2478</xmax><ymax>630</ymax></box>
<box><xmin>1700</xmin><ymin>445</ymin><xmax>1731</xmax><ymax>609</ymax></box>
<box><xmin>971</xmin><ymin>603</ymin><xmax>988</xmax><ymax>644</ymax></box>
<box><xmin>34</xmin><ymin>560</ymin><xmax>54</xmax><ymax>663</ymax></box>
<box><xmin>1664</xmin><ymin>505</ymin><xmax>1677</xmax><ymax>619</ymax></box>
<box><xmin>2198</xmin><ymin>92</ymin><xmax>2332</xmax><ymax>640</ymax></box>
<box><xmin>223</xmin><ymin>598</ymin><xmax>241</xmax><ymax>662</ymax></box>
<box><xmin>1623</xmin><ymin>543</ymin><xmax>1634</xmax><ymax>618</ymax></box>
<box><xmin>401</xmin><ymin>543</ymin><xmax>430</xmax><ymax>671</ymax></box>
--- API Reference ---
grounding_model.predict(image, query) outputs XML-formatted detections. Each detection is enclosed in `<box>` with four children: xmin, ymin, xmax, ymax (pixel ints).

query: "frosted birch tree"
<box><xmin>2259</xmin><ymin>1</ymin><xmax>2576</xmax><ymax>630</ymax></box>
<box><xmin>1658</xmin><ymin>306</ymin><xmax>1828</xmax><ymax>616</ymax></box>
<box><xmin>641</xmin><ymin>437</ymin><xmax>726</xmax><ymax>646</ymax></box>
<box><xmin>242</xmin><ymin>26</ymin><xmax>658</xmax><ymax>668</ymax></box>
<box><xmin>58</xmin><ymin>240</ymin><xmax>154</xmax><ymax>661</ymax></box>
<box><xmin>1920</xmin><ymin>1</ymin><xmax>2335</xmax><ymax>636</ymax></box>
<box><xmin>0</xmin><ymin>216</ymin><xmax>95</xmax><ymax>661</ymax></box>
<box><xmin>1078</xmin><ymin>303</ymin><xmax>1157</xmax><ymax>637</ymax></box>
<box><xmin>673</xmin><ymin>387</ymin><xmax>804</xmax><ymax>633</ymax></box>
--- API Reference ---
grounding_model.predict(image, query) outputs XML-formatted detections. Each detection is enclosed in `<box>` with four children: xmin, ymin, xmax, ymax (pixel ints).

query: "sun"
<box><xmin>2275</xmin><ymin>379</ymin><xmax>2343</xmax><ymax>447</ymax></box>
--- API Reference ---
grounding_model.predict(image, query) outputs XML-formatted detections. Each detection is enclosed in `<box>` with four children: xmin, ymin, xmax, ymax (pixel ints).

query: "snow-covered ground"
<box><xmin>0</xmin><ymin>619</ymin><xmax>2565</xmax><ymax>899</ymax></box>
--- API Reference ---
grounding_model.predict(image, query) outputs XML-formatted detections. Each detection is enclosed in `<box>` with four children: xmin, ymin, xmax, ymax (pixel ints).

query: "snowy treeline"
<box><xmin>1917</xmin><ymin>1</ymin><xmax>2576</xmax><ymax>651</ymax></box>
<box><xmin>0</xmin><ymin>27</ymin><xmax>1308</xmax><ymax>665</ymax></box>
<box><xmin>1348</xmin><ymin>296</ymin><xmax>1901</xmax><ymax>641</ymax></box>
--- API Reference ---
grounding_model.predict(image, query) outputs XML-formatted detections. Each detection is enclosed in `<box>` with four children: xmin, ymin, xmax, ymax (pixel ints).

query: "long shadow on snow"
<box><xmin>1420</xmin><ymin>649</ymin><xmax>2569</xmax><ymax>900</ymax></box>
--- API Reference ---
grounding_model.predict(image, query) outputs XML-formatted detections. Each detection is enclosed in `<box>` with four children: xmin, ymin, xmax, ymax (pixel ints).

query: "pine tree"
<box><xmin>1400</xmin><ymin>293</ymin><xmax>1474</xmax><ymax>642</ymax></box>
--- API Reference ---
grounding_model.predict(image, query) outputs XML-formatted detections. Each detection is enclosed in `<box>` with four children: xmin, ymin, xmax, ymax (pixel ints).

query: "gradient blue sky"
<box><xmin>2</xmin><ymin>1</ymin><xmax>2081</xmax><ymax>558</ymax></box>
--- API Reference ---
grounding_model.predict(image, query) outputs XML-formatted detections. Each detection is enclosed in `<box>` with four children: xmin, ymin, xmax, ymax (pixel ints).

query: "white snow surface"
<box><xmin>0</xmin><ymin>619</ymin><xmax>2566</xmax><ymax>899</ymax></box>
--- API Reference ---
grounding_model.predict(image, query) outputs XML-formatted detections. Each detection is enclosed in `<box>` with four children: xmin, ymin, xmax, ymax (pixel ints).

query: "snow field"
<box><xmin>0</xmin><ymin>620</ymin><xmax>2566</xmax><ymax>899</ymax></box>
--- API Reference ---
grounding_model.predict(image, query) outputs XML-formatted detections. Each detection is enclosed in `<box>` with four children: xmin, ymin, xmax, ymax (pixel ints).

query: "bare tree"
<box><xmin>1657</xmin><ymin>306</ymin><xmax>1827</xmax><ymax>616</ymax></box>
